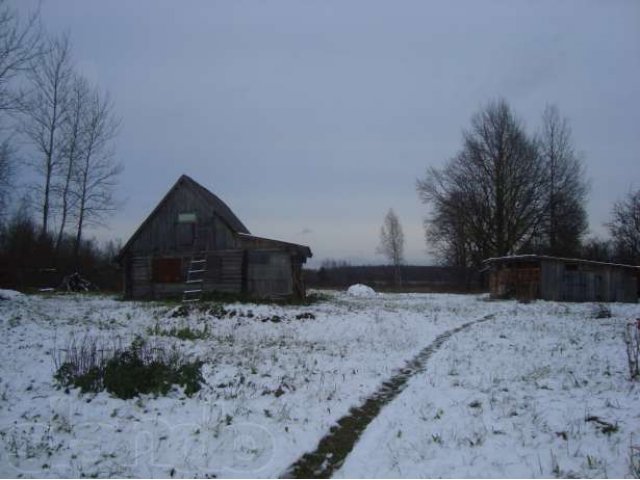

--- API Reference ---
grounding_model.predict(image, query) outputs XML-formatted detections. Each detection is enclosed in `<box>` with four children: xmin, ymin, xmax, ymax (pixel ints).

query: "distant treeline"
<box><xmin>0</xmin><ymin>212</ymin><xmax>122</xmax><ymax>292</ymax></box>
<box><xmin>305</xmin><ymin>264</ymin><xmax>483</xmax><ymax>292</ymax></box>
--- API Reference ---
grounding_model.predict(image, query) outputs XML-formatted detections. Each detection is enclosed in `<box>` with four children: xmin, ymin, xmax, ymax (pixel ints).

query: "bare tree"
<box><xmin>0</xmin><ymin>0</ymin><xmax>42</xmax><ymax>112</ymax></box>
<box><xmin>534</xmin><ymin>105</ymin><xmax>588</xmax><ymax>256</ymax></box>
<box><xmin>418</xmin><ymin>99</ymin><xmax>546</xmax><ymax>266</ymax></box>
<box><xmin>421</xmin><ymin>186</ymin><xmax>475</xmax><ymax>266</ymax></box>
<box><xmin>581</xmin><ymin>236</ymin><xmax>612</xmax><ymax>263</ymax></box>
<box><xmin>608</xmin><ymin>189</ymin><xmax>640</xmax><ymax>265</ymax></box>
<box><xmin>0</xmin><ymin>0</ymin><xmax>42</xmax><ymax>220</ymax></box>
<box><xmin>55</xmin><ymin>75</ymin><xmax>88</xmax><ymax>250</ymax></box>
<box><xmin>0</xmin><ymin>138</ymin><xmax>13</xmax><ymax>220</ymax></box>
<box><xmin>377</xmin><ymin>208</ymin><xmax>404</xmax><ymax>285</ymax></box>
<box><xmin>72</xmin><ymin>86</ymin><xmax>121</xmax><ymax>260</ymax></box>
<box><xmin>21</xmin><ymin>34</ymin><xmax>73</xmax><ymax>237</ymax></box>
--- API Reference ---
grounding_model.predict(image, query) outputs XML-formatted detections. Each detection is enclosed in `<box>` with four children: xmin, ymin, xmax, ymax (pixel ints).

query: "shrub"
<box><xmin>149</xmin><ymin>323</ymin><xmax>209</xmax><ymax>340</ymax></box>
<box><xmin>54</xmin><ymin>336</ymin><xmax>203</xmax><ymax>399</ymax></box>
<box><xmin>593</xmin><ymin>304</ymin><xmax>612</xmax><ymax>319</ymax></box>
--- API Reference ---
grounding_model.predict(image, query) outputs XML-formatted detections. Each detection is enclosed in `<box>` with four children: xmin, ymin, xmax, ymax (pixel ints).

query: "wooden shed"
<box><xmin>484</xmin><ymin>255</ymin><xmax>640</xmax><ymax>303</ymax></box>
<box><xmin>117</xmin><ymin>175</ymin><xmax>312</xmax><ymax>301</ymax></box>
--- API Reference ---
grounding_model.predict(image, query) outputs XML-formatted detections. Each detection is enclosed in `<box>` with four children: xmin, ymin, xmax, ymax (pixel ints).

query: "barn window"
<box><xmin>152</xmin><ymin>258</ymin><xmax>182</xmax><ymax>283</ymax></box>
<box><xmin>177</xmin><ymin>212</ymin><xmax>197</xmax><ymax>247</ymax></box>
<box><xmin>565</xmin><ymin>263</ymin><xmax>578</xmax><ymax>272</ymax></box>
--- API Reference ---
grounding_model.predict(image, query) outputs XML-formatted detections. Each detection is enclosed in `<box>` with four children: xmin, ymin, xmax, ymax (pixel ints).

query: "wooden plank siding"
<box><xmin>128</xmin><ymin>183</ymin><xmax>237</xmax><ymax>256</ymax></box>
<box><xmin>246</xmin><ymin>250</ymin><xmax>293</xmax><ymax>298</ymax></box>
<box><xmin>131</xmin><ymin>256</ymin><xmax>152</xmax><ymax>299</ymax></box>
<box><xmin>487</xmin><ymin>255</ymin><xmax>639</xmax><ymax>303</ymax></box>
<box><xmin>128</xmin><ymin>250</ymin><xmax>245</xmax><ymax>299</ymax></box>
<box><xmin>205</xmin><ymin>250</ymin><xmax>244</xmax><ymax>293</ymax></box>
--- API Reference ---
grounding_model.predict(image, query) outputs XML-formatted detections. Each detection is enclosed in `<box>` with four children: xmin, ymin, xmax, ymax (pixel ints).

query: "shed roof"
<box><xmin>238</xmin><ymin>232</ymin><xmax>312</xmax><ymax>258</ymax></box>
<box><xmin>484</xmin><ymin>254</ymin><xmax>640</xmax><ymax>271</ymax></box>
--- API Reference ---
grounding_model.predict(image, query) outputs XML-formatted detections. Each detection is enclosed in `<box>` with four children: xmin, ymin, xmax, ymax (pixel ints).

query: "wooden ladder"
<box><xmin>182</xmin><ymin>229</ymin><xmax>208</xmax><ymax>303</ymax></box>
<box><xmin>182</xmin><ymin>255</ymin><xmax>206</xmax><ymax>303</ymax></box>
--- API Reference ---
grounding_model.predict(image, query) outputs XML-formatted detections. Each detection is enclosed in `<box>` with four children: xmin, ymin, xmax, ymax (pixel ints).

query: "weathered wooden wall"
<box><xmin>205</xmin><ymin>250</ymin><xmax>244</xmax><ymax>294</ymax></box>
<box><xmin>490</xmin><ymin>262</ymin><xmax>540</xmax><ymax>300</ymax></box>
<box><xmin>541</xmin><ymin>260</ymin><xmax>637</xmax><ymax>302</ymax></box>
<box><xmin>490</xmin><ymin>258</ymin><xmax>638</xmax><ymax>303</ymax></box>
<box><xmin>246</xmin><ymin>250</ymin><xmax>293</xmax><ymax>298</ymax></box>
<box><xmin>128</xmin><ymin>183</ymin><xmax>236</xmax><ymax>256</ymax></box>
<box><xmin>130</xmin><ymin>256</ymin><xmax>152</xmax><ymax>299</ymax></box>
<box><xmin>126</xmin><ymin>250</ymin><xmax>245</xmax><ymax>300</ymax></box>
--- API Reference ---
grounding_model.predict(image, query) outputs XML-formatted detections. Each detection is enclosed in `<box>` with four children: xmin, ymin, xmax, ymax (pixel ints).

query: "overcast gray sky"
<box><xmin>14</xmin><ymin>0</ymin><xmax>640</xmax><ymax>267</ymax></box>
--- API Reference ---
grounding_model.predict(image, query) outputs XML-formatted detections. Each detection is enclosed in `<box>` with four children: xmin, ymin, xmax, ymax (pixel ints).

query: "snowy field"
<box><xmin>0</xmin><ymin>289</ymin><xmax>639</xmax><ymax>478</ymax></box>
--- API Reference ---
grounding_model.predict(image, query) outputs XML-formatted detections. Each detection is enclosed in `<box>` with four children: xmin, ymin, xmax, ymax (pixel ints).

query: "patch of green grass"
<box><xmin>200</xmin><ymin>290</ymin><xmax>330</xmax><ymax>306</ymax></box>
<box><xmin>131</xmin><ymin>290</ymin><xmax>331</xmax><ymax>307</ymax></box>
<box><xmin>54</xmin><ymin>337</ymin><xmax>203</xmax><ymax>399</ymax></box>
<box><xmin>148</xmin><ymin>323</ymin><xmax>209</xmax><ymax>340</ymax></box>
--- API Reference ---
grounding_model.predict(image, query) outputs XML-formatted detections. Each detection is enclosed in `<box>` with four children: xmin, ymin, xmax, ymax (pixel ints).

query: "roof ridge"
<box><xmin>175</xmin><ymin>174</ymin><xmax>250</xmax><ymax>234</ymax></box>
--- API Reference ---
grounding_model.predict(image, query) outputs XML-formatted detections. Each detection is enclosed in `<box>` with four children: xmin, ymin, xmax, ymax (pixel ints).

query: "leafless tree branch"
<box><xmin>608</xmin><ymin>189</ymin><xmax>640</xmax><ymax>265</ymax></box>
<box><xmin>72</xmin><ymin>84</ymin><xmax>122</xmax><ymax>260</ymax></box>
<box><xmin>20</xmin><ymin>33</ymin><xmax>73</xmax><ymax>237</ymax></box>
<box><xmin>417</xmin><ymin>99</ymin><xmax>546</xmax><ymax>266</ymax></box>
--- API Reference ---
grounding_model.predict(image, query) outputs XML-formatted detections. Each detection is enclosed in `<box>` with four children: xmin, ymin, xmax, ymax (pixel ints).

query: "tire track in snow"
<box><xmin>281</xmin><ymin>313</ymin><xmax>496</xmax><ymax>479</ymax></box>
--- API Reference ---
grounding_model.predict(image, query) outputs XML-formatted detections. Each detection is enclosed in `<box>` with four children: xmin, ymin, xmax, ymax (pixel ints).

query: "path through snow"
<box><xmin>281</xmin><ymin>313</ymin><xmax>496</xmax><ymax>478</ymax></box>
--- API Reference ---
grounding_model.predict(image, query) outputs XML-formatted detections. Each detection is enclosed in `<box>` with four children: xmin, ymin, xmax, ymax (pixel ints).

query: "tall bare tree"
<box><xmin>377</xmin><ymin>208</ymin><xmax>404</xmax><ymax>285</ymax></box>
<box><xmin>21</xmin><ymin>34</ymin><xmax>73</xmax><ymax>237</ymax></box>
<box><xmin>0</xmin><ymin>138</ymin><xmax>13</xmax><ymax>219</ymax></box>
<box><xmin>417</xmin><ymin>99</ymin><xmax>546</xmax><ymax>266</ymax></box>
<box><xmin>534</xmin><ymin>105</ymin><xmax>588</xmax><ymax>256</ymax></box>
<box><xmin>608</xmin><ymin>189</ymin><xmax>640</xmax><ymax>265</ymax></box>
<box><xmin>55</xmin><ymin>75</ymin><xmax>88</xmax><ymax>250</ymax></box>
<box><xmin>72</xmin><ymin>86</ymin><xmax>121</xmax><ymax>260</ymax></box>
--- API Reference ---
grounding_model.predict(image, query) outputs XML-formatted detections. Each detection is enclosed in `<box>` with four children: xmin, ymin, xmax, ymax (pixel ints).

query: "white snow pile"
<box><xmin>346</xmin><ymin>284</ymin><xmax>376</xmax><ymax>297</ymax></box>
<box><xmin>0</xmin><ymin>289</ymin><xmax>24</xmax><ymax>301</ymax></box>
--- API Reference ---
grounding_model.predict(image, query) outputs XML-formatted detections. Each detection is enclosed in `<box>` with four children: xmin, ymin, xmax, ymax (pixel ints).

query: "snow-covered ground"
<box><xmin>337</xmin><ymin>301</ymin><xmax>640</xmax><ymax>478</ymax></box>
<box><xmin>0</xmin><ymin>290</ymin><xmax>638</xmax><ymax>478</ymax></box>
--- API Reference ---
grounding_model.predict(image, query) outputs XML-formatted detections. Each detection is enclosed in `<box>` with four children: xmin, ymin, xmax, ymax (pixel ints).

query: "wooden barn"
<box><xmin>117</xmin><ymin>175</ymin><xmax>312</xmax><ymax>301</ymax></box>
<box><xmin>484</xmin><ymin>255</ymin><xmax>640</xmax><ymax>303</ymax></box>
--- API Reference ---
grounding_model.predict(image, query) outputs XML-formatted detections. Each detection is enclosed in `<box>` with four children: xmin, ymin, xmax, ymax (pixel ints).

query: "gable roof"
<box><xmin>118</xmin><ymin>175</ymin><xmax>249</xmax><ymax>259</ymax></box>
<box><xmin>182</xmin><ymin>175</ymin><xmax>249</xmax><ymax>233</ymax></box>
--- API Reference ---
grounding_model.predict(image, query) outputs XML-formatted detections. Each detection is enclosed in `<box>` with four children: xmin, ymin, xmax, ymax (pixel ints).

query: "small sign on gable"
<box><xmin>178</xmin><ymin>212</ymin><xmax>197</xmax><ymax>223</ymax></box>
